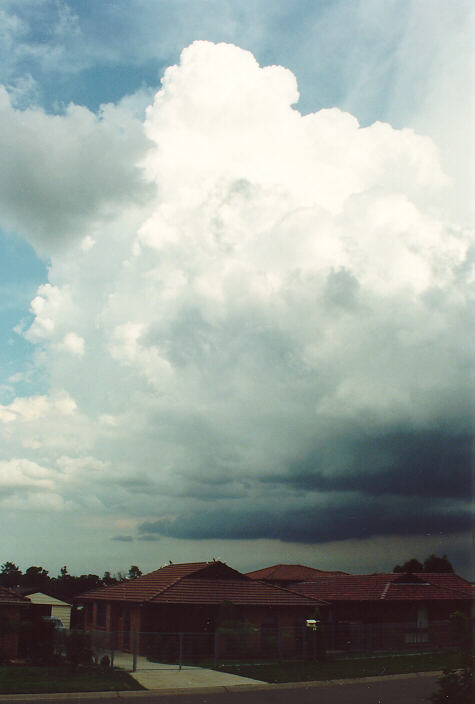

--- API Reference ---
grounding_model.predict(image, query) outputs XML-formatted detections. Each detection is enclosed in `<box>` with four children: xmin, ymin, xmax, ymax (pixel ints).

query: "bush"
<box><xmin>100</xmin><ymin>655</ymin><xmax>111</xmax><ymax>668</ymax></box>
<box><xmin>429</xmin><ymin>668</ymin><xmax>473</xmax><ymax>704</ymax></box>
<box><xmin>19</xmin><ymin>613</ymin><xmax>56</xmax><ymax>665</ymax></box>
<box><xmin>65</xmin><ymin>631</ymin><xmax>93</xmax><ymax>670</ymax></box>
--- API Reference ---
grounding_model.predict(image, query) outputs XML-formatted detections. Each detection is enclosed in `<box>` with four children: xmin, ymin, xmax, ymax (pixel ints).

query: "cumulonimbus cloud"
<box><xmin>1</xmin><ymin>41</ymin><xmax>472</xmax><ymax>551</ymax></box>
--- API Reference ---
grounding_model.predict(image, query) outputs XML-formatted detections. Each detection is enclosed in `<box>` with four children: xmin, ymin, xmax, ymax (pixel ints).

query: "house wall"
<box><xmin>138</xmin><ymin>603</ymin><xmax>316</xmax><ymax>634</ymax></box>
<box><xmin>82</xmin><ymin>600</ymin><xmax>315</xmax><ymax>651</ymax></box>
<box><xmin>83</xmin><ymin>601</ymin><xmax>143</xmax><ymax>652</ymax></box>
<box><xmin>51</xmin><ymin>605</ymin><xmax>71</xmax><ymax>629</ymax></box>
<box><xmin>328</xmin><ymin>599</ymin><xmax>471</xmax><ymax>624</ymax></box>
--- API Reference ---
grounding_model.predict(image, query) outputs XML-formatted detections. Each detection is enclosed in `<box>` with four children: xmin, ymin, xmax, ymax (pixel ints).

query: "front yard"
<box><xmin>216</xmin><ymin>650</ymin><xmax>462</xmax><ymax>683</ymax></box>
<box><xmin>0</xmin><ymin>665</ymin><xmax>144</xmax><ymax>695</ymax></box>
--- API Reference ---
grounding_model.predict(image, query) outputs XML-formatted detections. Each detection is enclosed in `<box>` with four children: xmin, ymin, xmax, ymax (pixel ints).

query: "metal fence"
<box><xmin>74</xmin><ymin>620</ymin><xmax>463</xmax><ymax>672</ymax></box>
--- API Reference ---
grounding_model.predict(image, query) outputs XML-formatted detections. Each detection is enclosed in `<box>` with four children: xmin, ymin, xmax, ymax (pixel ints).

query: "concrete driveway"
<box><xmin>111</xmin><ymin>651</ymin><xmax>264</xmax><ymax>690</ymax></box>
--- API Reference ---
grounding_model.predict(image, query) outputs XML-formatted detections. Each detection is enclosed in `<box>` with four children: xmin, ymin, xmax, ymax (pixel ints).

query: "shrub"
<box><xmin>19</xmin><ymin>613</ymin><xmax>56</xmax><ymax>665</ymax></box>
<box><xmin>65</xmin><ymin>631</ymin><xmax>93</xmax><ymax>670</ymax></box>
<box><xmin>100</xmin><ymin>654</ymin><xmax>111</xmax><ymax>668</ymax></box>
<box><xmin>429</xmin><ymin>668</ymin><xmax>473</xmax><ymax>704</ymax></box>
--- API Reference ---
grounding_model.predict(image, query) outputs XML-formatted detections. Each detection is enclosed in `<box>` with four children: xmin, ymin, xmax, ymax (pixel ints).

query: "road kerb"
<box><xmin>0</xmin><ymin>671</ymin><xmax>443</xmax><ymax>701</ymax></box>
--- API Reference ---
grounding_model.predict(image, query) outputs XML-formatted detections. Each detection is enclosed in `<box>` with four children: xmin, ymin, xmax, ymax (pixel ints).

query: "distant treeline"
<box><xmin>0</xmin><ymin>562</ymin><xmax>142</xmax><ymax>601</ymax></box>
<box><xmin>1</xmin><ymin>554</ymin><xmax>455</xmax><ymax>602</ymax></box>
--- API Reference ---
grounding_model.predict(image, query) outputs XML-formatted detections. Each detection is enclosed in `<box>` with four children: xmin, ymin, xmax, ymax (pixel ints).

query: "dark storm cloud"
<box><xmin>137</xmin><ymin>425</ymin><xmax>471</xmax><ymax>545</ymax></box>
<box><xmin>274</xmin><ymin>429</ymin><xmax>472</xmax><ymax>499</ymax></box>
<box><xmin>138</xmin><ymin>494</ymin><xmax>471</xmax><ymax>544</ymax></box>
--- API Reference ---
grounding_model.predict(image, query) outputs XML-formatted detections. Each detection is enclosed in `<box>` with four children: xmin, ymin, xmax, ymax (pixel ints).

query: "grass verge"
<box><xmin>216</xmin><ymin>651</ymin><xmax>462</xmax><ymax>683</ymax></box>
<box><xmin>0</xmin><ymin>665</ymin><xmax>144</xmax><ymax>695</ymax></box>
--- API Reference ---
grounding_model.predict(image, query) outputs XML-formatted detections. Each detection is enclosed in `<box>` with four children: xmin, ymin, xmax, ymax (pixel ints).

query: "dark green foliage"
<box><xmin>65</xmin><ymin>631</ymin><xmax>93</xmax><ymax>670</ymax></box>
<box><xmin>429</xmin><ymin>612</ymin><xmax>474</xmax><ymax>704</ymax></box>
<box><xmin>450</xmin><ymin>612</ymin><xmax>473</xmax><ymax>668</ymax></box>
<box><xmin>128</xmin><ymin>565</ymin><xmax>142</xmax><ymax>580</ymax></box>
<box><xmin>102</xmin><ymin>571</ymin><xmax>119</xmax><ymax>587</ymax></box>
<box><xmin>393</xmin><ymin>558</ymin><xmax>423</xmax><ymax>573</ymax></box>
<box><xmin>23</xmin><ymin>566</ymin><xmax>50</xmax><ymax>591</ymax></box>
<box><xmin>429</xmin><ymin>668</ymin><xmax>473</xmax><ymax>704</ymax></box>
<box><xmin>0</xmin><ymin>562</ymin><xmax>22</xmax><ymax>588</ymax></box>
<box><xmin>19</xmin><ymin>610</ymin><xmax>56</xmax><ymax>665</ymax></box>
<box><xmin>393</xmin><ymin>554</ymin><xmax>454</xmax><ymax>573</ymax></box>
<box><xmin>423</xmin><ymin>554</ymin><xmax>454</xmax><ymax>573</ymax></box>
<box><xmin>0</xmin><ymin>561</ymin><xmax>142</xmax><ymax>600</ymax></box>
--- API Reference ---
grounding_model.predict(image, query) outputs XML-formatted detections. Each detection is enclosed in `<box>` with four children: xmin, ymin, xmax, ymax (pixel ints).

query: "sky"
<box><xmin>0</xmin><ymin>0</ymin><xmax>473</xmax><ymax>580</ymax></box>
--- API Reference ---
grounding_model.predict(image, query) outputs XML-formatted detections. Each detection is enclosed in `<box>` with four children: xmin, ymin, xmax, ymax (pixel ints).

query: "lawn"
<box><xmin>0</xmin><ymin>665</ymin><xmax>144</xmax><ymax>695</ymax></box>
<box><xmin>216</xmin><ymin>650</ymin><xmax>462</xmax><ymax>683</ymax></box>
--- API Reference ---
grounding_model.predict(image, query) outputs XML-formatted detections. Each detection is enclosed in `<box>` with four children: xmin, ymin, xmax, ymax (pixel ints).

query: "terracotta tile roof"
<box><xmin>0</xmin><ymin>585</ymin><xmax>30</xmax><ymax>606</ymax></box>
<box><xmin>292</xmin><ymin>573</ymin><xmax>473</xmax><ymax>602</ymax></box>
<box><xmin>246</xmin><ymin>564</ymin><xmax>348</xmax><ymax>582</ymax></box>
<box><xmin>76</xmin><ymin>561</ymin><xmax>325</xmax><ymax>606</ymax></box>
<box><xmin>149</xmin><ymin>578</ymin><xmax>325</xmax><ymax>605</ymax></box>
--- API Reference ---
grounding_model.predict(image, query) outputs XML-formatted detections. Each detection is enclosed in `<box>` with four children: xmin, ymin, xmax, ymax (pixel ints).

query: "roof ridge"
<box><xmin>143</xmin><ymin>561</ymin><xmax>226</xmax><ymax>601</ymax></box>
<box><xmin>253</xmin><ymin>578</ymin><xmax>328</xmax><ymax>605</ymax></box>
<box><xmin>145</xmin><ymin>573</ymin><xmax>189</xmax><ymax>601</ymax></box>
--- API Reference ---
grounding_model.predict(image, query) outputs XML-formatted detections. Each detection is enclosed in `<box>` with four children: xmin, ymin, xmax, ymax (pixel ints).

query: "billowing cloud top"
<box><xmin>1</xmin><ymin>42</ymin><xmax>472</xmax><ymax>552</ymax></box>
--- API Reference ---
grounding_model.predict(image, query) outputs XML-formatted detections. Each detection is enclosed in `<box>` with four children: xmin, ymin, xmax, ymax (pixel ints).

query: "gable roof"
<box><xmin>17</xmin><ymin>591</ymin><xmax>71</xmax><ymax>607</ymax></box>
<box><xmin>76</xmin><ymin>561</ymin><xmax>326</xmax><ymax>607</ymax></box>
<box><xmin>0</xmin><ymin>585</ymin><xmax>30</xmax><ymax>606</ymax></box>
<box><xmin>246</xmin><ymin>564</ymin><xmax>348</xmax><ymax>582</ymax></box>
<box><xmin>292</xmin><ymin>573</ymin><xmax>474</xmax><ymax>602</ymax></box>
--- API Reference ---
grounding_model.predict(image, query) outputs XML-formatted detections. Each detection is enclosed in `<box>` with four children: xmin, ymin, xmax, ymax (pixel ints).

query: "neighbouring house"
<box><xmin>290</xmin><ymin>571</ymin><xmax>474</xmax><ymax>650</ymax></box>
<box><xmin>0</xmin><ymin>586</ymin><xmax>30</xmax><ymax>661</ymax></box>
<box><xmin>75</xmin><ymin>561</ymin><xmax>324</xmax><ymax>655</ymax></box>
<box><xmin>246</xmin><ymin>564</ymin><xmax>348</xmax><ymax>587</ymax></box>
<box><xmin>14</xmin><ymin>589</ymin><xmax>72</xmax><ymax>629</ymax></box>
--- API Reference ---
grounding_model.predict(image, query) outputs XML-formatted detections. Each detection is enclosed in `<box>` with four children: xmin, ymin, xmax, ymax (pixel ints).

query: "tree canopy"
<box><xmin>393</xmin><ymin>554</ymin><xmax>454</xmax><ymax>573</ymax></box>
<box><xmin>0</xmin><ymin>561</ymin><xmax>143</xmax><ymax>599</ymax></box>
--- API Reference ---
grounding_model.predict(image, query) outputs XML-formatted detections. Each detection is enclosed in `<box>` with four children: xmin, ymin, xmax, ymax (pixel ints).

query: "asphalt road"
<box><xmin>1</xmin><ymin>674</ymin><xmax>441</xmax><ymax>704</ymax></box>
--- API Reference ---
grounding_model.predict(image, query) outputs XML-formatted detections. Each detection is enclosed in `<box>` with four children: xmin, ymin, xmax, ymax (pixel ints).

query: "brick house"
<box><xmin>0</xmin><ymin>586</ymin><xmax>30</xmax><ymax>661</ymax></box>
<box><xmin>290</xmin><ymin>572</ymin><xmax>473</xmax><ymax>622</ymax></box>
<box><xmin>290</xmin><ymin>571</ymin><xmax>474</xmax><ymax>650</ymax></box>
<box><xmin>75</xmin><ymin>561</ymin><xmax>324</xmax><ymax>655</ymax></box>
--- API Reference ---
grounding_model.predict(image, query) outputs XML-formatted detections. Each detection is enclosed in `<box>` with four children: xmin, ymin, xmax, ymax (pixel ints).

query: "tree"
<box><xmin>423</xmin><ymin>554</ymin><xmax>453</xmax><ymax>573</ymax></box>
<box><xmin>0</xmin><ymin>562</ymin><xmax>23</xmax><ymax>588</ymax></box>
<box><xmin>393</xmin><ymin>555</ymin><xmax>454</xmax><ymax>574</ymax></box>
<box><xmin>429</xmin><ymin>668</ymin><xmax>473</xmax><ymax>704</ymax></box>
<box><xmin>393</xmin><ymin>558</ymin><xmax>423</xmax><ymax>573</ymax></box>
<box><xmin>23</xmin><ymin>566</ymin><xmax>50</xmax><ymax>591</ymax></box>
<box><xmin>102</xmin><ymin>571</ymin><xmax>118</xmax><ymax>587</ymax></box>
<box><xmin>128</xmin><ymin>565</ymin><xmax>142</xmax><ymax>580</ymax></box>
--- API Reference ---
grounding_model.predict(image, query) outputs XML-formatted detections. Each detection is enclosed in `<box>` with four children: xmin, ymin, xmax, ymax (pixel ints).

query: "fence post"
<box><xmin>132</xmin><ymin>630</ymin><xmax>138</xmax><ymax>673</ymax></box>
<box><xmin>110</xmin><ymin>631</ymin><xmax>115</xmax><ymax>668</ymax></box>
<box><xmin>179</xmin><ymin>633</ymin><xmax>183</xmax><ymax>671</ymax></box>
<box><xmin>214</xmin><ymin>630</ymin><xmax>220</xmax><ymax>667</ymax></box>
